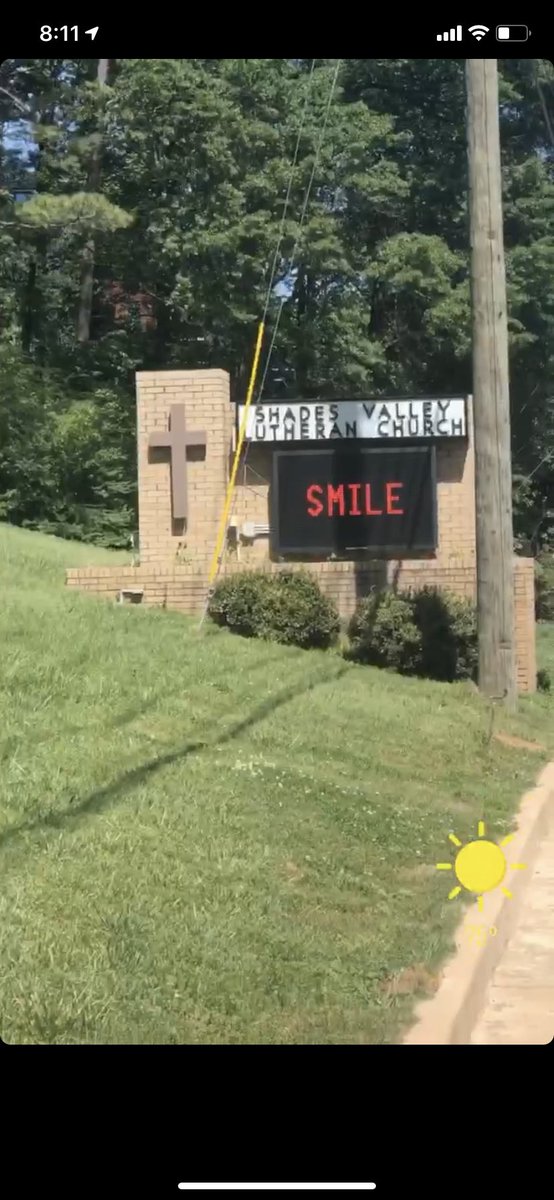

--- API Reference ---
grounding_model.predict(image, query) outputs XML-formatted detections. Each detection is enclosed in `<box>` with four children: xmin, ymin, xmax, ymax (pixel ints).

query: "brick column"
<box><xmin>434</xmin><ymin>393</ymin><xmax>476</xmax><ymax>567</ymax></box>
<box><xmin>136</xmin><ymin>369</ymin><xmax>232</xmax><ymax>565</ymax></box>
<box><xmin>514</xmin><ymin>557</ymin><xmax>537</xmax><ymax>693</ymax></box>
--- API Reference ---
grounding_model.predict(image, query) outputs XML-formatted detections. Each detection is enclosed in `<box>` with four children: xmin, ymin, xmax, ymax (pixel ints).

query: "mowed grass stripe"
<box><xmin>0</xmin><ymin>523</ymin><xmax>552</xmax><ymax>1043</ymax></box>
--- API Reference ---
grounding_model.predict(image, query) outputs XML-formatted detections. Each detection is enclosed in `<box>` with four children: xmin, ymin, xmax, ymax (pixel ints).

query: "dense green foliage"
<box><xmin>0</xmin><ymin>58</ymin><xmax>552</xmax><ymax>548</ymax></box>
<box><xmin>536</xmin><ymin>552</ymin><xmax>554</xmax><ymax>621</ymax></box>
<box><xmin>208</xmin><ymin>569</ymin><xmax>340</xmax><ymax>649</ymax></box>
<box><xmin>0</xmin><ymin>347</ymin><xmax>135</xmax><ymax>545</ymax></box>
<box><xmin>411</xmin><ymin>587</ymin><xmax>478</xmax><ymax>681</ymax></box>
<box><xmin>211</xmin><ymin>568</ymin><xmax>478</xmax><ymax>676</ymax></box>
<box><xmin>349</xmin><ymin>586</ymin><xmax>478</xmax><ymax>682</ymax></box>
<box><xmin>537</xmin><ymin>667</ymin><xmax>551</xmax><ymax>692</ymax></box>
<box><xmin>208</xmin><ymin>571</ymin><xmax>272</xmax><ymax>638</ymax></box>
<box><xmin>253</xmin><ymin>571</ymin><xmax>340</xmax><ymax>648</ymax></box>
<box><xmin>349</xmin><ymin>591</ymin><xmax>422</xmax><ymax>674</ymax></box>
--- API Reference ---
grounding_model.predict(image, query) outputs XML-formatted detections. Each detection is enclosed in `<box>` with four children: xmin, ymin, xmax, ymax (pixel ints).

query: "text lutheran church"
<box><xmin>240</xmin><ymin>398</ymin><xmax>467</xmax><ymax>443</ymax></box>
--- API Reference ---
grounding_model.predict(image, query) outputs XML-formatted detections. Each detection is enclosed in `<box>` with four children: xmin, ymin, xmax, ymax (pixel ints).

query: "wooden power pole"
<box><xmin>466</xmin><ymin>58</ymin><xmax>517</xmax><ymax>709</ymax></box>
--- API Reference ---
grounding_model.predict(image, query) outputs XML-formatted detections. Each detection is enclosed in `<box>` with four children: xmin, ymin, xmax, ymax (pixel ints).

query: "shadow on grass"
<box><xmin>0</xmin><ymin>648</ymin><xmax>291</xmax><ymax>762</ymax></box>
<box><xmin>0</xmin><ymin>660</ymin><xmax>349</xmax><ymax>851</ymax></box>
<box><xmin>0</xmin><ymin>689</ymin><xmax>174</xmax><ymax>763</ymax></box>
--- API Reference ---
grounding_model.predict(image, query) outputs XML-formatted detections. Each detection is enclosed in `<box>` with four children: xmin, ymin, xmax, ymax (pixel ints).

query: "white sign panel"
<box><xmin>238</xmin><ymin>398</ymin><xmax>467</xmax><ymax>443</ymax></box>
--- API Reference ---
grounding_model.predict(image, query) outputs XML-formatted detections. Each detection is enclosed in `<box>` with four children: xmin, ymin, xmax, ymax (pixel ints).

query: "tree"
<box><xmin>0</xmin><ymin>57</ymin><xmax>552</xmax><ymax>551</ymax></box>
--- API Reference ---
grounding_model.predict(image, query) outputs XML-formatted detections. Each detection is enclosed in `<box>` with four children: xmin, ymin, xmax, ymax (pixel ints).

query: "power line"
<box><xmin>199</xmin><ymin>61</ymin><xmax>343</xmax><ymax>621</ymax></box>
<box><xmin>258</xmin><ymin>59</ymin><xmax>317</xmax><ymax>329</ymax></box>
<box><xmin>254</xmin><ymin>59</ymin><xmax>342</xmax><ymax>411</ymax></box>
<box><xmin>239</xmin><ymin>60</ymin><xmax>342</xmax><ymax>494</ymax></box>
<box><xmin>200</xmin><ymin>60</ymin><xmax>343</xmax><ymax>618</ymax></box>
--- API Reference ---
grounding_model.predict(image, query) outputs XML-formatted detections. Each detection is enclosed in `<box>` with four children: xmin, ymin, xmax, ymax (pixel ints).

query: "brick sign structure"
<box><xmin>66</xmin><ymin>368</ymin><xmax>537</xmax><ymax>693</ymax></box>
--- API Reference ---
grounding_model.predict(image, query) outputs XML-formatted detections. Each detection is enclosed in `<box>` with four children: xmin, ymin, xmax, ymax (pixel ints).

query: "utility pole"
<box><xmin>466</xmin><ymin>58</ymin><xmax>517</xmax><ymax>710</ymax></box>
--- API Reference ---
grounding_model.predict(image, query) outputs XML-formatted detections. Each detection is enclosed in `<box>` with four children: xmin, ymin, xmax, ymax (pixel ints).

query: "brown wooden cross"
<box><xmin>148</xmin><ymin>404</ymin><xmax>207</xmax><ymax>521</ymax></box>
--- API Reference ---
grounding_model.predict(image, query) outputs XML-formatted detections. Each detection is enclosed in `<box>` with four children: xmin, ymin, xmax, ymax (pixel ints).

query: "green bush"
<box><xmin>535</xmin><ymin>555</ymin><xmax>554</xmax><ymax>622</ymax></box>
<box><xmin>207</xmin><ymin>571</ymin><xmax>272</xmax><ymax>638</ymax></box>
<box><xmin>257</xmin><ymin>570</ymin><xmax>340</xmax><ymax>649</ymax></box>
<box><xmin>537</xmin><ymin>667</ymin><xmax>551</xmax><ymax>693</ymax></box>
<box><xmin>348</xmin><ymin>586</ymin><xmax>478</xmax><ymax>682</ymax></box>
<box><xmin>348</xmin><ymin>590</ymin><xmax>422</xmax><ymax>674</ymax></box>
<box><xmin>411</xmin><ymin>586</ymin><xmax>478</xmax><ymax>681</ymax></box>
<box><xmin>208</xmin><ymin>570</ymin><xmax>340</xmax><ymax>650</ymax></box>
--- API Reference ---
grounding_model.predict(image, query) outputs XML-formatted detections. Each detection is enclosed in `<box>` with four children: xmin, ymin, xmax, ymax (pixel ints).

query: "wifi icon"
<box><xmin>468</xmin><ymin>24</ymin><xmax>490</xmax><ymax>40</ymax></box>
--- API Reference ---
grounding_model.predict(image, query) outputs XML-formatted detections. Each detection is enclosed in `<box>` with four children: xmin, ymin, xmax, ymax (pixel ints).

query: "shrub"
<box><xmin>348</xmin><ymin>590</ymin><xmax>422</xmax><ymax>674</ymax></box>
<box><xmin>537</xmin><ymin>668</ymin><xmax>551</xmax><ymax>693</ymax></box>
<box><xmin>411</xmin><ymin>587</ymin><xmax>478</xmax><ymax>681</ymax></box>
<box><xmin>349</xmin><ymin>586</ymin><xmax>478</xmax><ymax>682</ymax></box>
<box><xmin>207</xmin><ymin>571</ymin><xmax>271</xmax><ymax>638</ymax></box>
<box><xmin>256</xmin><ymin>570</ymin><xmax>340</xmax><ymax>649</ymax></box>
<box><xmin>208</xmin><ymin>570</ymin><xmax>340</xmax><ymax>650</ymax></box>
<box><xmin>535</xmin><ymin>555</ymin><xmax>554</xmax><ymax>622</ymax></box>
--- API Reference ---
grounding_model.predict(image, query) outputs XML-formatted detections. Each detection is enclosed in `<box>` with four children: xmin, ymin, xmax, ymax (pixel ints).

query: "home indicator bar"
<box><xmin>177</xmin><ymin>1187</ymin><xmax>378</xmax><ymax>1193</ymax></box>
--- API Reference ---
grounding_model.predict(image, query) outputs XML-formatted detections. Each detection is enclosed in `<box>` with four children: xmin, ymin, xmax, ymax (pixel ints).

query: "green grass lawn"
<box><xmin>1</xmin><ymin>522</ymin><xmax>552</xmax><ymax>1044</ymax></box>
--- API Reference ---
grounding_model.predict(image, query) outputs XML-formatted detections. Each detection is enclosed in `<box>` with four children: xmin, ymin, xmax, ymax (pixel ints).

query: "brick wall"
<box><xmin>513</xmin><ymin>556</ymin><xmax>537</xmax><ymax>692</ymax></box>
<box><xmin>65</xmin><ymin>556</ymin><xmax>537</xmax><ymax>692</ymax></box>
<box><xmin>136</xmin><ymin>369</ymin><xmax>233</xmax><ymax>564</ymax></box>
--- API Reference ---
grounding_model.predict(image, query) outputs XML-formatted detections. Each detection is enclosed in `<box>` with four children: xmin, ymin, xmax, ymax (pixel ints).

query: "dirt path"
<box><xmin>471</xmin><ymin>827</ymin><xmax>554</xmax><ymax>1044</ymax></box>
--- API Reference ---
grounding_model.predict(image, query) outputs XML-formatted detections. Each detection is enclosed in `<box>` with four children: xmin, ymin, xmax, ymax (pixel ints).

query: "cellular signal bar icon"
<box><xmin>437</xmin><ymin>25</ymin><xmax>462</xmax><ymax>41</ymax></box>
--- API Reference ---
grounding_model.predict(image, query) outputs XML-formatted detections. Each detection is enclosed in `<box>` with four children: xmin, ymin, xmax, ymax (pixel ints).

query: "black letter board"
<box><xmin>271</xmin><ymin>446</ymin><xmax>437</xmax><ymax>555</ymax></box>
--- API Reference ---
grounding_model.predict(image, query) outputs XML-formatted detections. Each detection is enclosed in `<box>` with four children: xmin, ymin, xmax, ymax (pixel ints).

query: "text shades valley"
<box><xmin>272</xmin><ymin>447</ymin><xmax>437</xmax><ymax>555</ymax></box>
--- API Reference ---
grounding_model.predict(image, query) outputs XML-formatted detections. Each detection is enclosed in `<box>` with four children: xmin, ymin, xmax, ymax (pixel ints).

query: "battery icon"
<box><xmin>496</xmin><ymin>25</ymin><xmax>529</xmax><ymax>41</ymax></box>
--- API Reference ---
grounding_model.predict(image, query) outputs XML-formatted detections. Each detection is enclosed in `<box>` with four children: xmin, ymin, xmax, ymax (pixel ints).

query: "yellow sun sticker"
<box><xmin>436</xmin><ymin>821</ymin><xmax>526</xmax><ymax>912</ymax></box>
